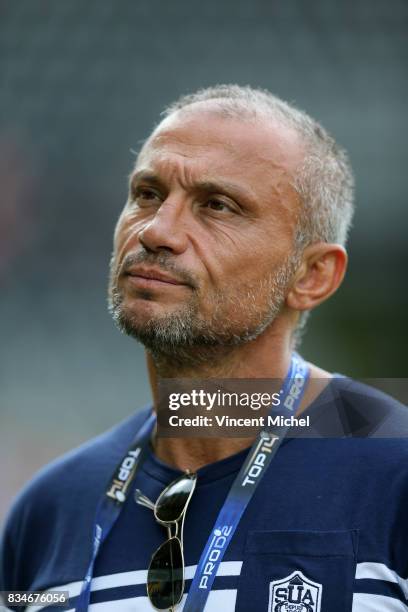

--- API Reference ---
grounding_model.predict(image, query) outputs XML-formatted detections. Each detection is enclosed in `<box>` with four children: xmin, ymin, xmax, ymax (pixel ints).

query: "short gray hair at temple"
<box><xmin>162</xmin><ymin>84</ymin><xmax>355</xmax><ymax>344</ymax></box>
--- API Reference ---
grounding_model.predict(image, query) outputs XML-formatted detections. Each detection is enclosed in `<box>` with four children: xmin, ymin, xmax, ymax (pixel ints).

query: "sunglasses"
<box><xmin>135</xmin><ymin>471</ymin><xmax>197</xmax><ymax>610</ymax></box>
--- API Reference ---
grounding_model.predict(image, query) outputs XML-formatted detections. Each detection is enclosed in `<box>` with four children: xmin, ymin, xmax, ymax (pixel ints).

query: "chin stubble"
<box><xmin>107</xmin><ymin>250</ymin><xmax>298</xmax><ymax>364</ymax></box>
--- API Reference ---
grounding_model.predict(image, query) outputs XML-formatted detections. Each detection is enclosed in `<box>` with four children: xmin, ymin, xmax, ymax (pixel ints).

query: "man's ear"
<box><xmin>286</xmin><ymin>243</ymin><xmax>348</xmax><ymax>312</ymax></box>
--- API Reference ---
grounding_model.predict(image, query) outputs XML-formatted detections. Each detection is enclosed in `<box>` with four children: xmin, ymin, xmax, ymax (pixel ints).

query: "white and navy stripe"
<box><xmin>353</xmin><ymin>562</ymin><xmax>408</xmax><ymax>610</ymax></box>
<box><xmin>22</xmin><ymin>561</ymin><xmax>408</xmax><ymax>611</ymax></box>
<box><xmin>25</xmin><ymin>561</ymin><xmax>242</xmax><ymax>611</ymax></box>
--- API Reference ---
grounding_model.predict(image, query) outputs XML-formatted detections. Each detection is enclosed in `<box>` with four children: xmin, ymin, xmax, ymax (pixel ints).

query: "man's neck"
<box><xmin>146</xmin><ymin>324</ymin><xmax>331</xmax><ymax>472</ymax></box>
<box><xmin>148</xmin><ymin>322</ymin><xmax>293</xmax><ymax>384</ymax></box>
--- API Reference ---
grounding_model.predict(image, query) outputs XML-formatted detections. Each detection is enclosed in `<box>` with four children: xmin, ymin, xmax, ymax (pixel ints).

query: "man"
<box><xmin>1</xmin><ymin>85</ymin><xmax>408</xmax><ymax>612</ymax></box>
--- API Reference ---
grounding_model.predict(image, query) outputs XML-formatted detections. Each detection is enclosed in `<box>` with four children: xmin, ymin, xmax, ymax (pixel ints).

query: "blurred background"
<box><xmin>1</xmin><ymin>0</ymin><xmax>407</xmax><ymax>523</ymax></box>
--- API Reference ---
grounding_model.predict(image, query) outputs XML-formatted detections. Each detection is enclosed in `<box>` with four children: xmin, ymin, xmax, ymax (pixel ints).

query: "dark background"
<box><xmin>1</xmin><ymin>0</ymin><xmax>407</xmax><ymax>521</ymax></box>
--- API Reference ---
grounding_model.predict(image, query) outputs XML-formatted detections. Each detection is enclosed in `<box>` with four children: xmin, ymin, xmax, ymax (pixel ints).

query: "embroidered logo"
<box><xmin>268</xmin><ymin>571</ymin><xmax>322</xmax><ymax>612</ymax></box>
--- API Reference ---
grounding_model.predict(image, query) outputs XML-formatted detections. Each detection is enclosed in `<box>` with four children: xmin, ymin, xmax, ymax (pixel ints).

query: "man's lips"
<box><xmin>124</xmin><ymin>266</ymin><xmax>188</xmax><ymax>287</ymax></box>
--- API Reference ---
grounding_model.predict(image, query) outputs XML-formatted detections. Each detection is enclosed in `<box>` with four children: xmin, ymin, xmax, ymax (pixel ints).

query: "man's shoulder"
<box><xmin>307</xmin><ymin>374</ymin><xmax>408</xmax><ymax>437</ymax></box>
<box><xmin>0</xmin><ymin>406</ymin><xmax>152</xmax><ymax>592</ymax></box>
<box><xmin>297</xmin><ymin>374</ymin><xmax>408</xmax><ymax>470</ymax></box>
<box><xmin>332</xmin><ymin>375</ymin><xmax>408</xmax><ymax>437</ymax></box>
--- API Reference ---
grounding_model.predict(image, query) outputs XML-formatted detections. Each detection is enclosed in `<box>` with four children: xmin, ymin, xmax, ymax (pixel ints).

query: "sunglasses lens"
<box><xmin>147</xmin><ymin>537</ymin><xmax>184</xmax><ymax>609</ymax></box>
<box><xmin>155</xmin><ymin>474</ymin><xmax>196</xmax><ymax>522</ymax></box>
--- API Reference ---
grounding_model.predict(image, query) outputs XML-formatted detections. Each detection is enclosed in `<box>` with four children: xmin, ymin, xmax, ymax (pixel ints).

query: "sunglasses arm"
<box><xmin>134</xmin><ymin>489</ymin><xmax>156</xmax><ymax>511</ymax></box>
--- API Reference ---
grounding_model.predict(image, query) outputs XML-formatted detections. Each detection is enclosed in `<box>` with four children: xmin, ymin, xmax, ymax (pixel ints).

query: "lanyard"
<box><xmin>75</xmin><ymin>353</ymin><xmax>309</xmax><ymax>612</ymax></box>
<box><xmin>183</xmin><ymin>353</ymin><xmax>309</xmax><ymax>611</ymax></box>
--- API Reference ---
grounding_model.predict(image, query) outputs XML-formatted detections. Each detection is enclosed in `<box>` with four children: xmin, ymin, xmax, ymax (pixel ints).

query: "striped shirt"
<box><xmin>1</xmin><ymin>376</ymin><xmax>408</xmax><ymax>611</ymax></box>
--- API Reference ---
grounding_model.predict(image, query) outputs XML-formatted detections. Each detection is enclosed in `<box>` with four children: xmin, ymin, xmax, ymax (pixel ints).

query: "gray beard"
<box><xmin>108</xmin><ymin>252</ymin><xmax>298</xmax><ymax>370</ymax></box>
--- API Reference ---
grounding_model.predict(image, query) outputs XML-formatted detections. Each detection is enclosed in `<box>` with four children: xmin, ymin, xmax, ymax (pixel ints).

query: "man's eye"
<box><xmin>131</xmin><ymin>187</ymin><xmax>161</xmax><ymax>204</ymax></box>
<box><xmin>205</xmin><ymin>199</ymin><xmax>233</xmax><ymax>213</ymax></box>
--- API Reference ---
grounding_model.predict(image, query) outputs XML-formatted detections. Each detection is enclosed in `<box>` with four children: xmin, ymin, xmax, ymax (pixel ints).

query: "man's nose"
<box><xmin>137</xmin><ymin>199</ymin><xmax>189</xmax><ymax>254</ymax></box>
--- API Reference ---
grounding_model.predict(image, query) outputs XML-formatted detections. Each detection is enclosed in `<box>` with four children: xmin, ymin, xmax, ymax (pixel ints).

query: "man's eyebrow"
<box><xmin>129</xmin><ymin>170</ymin><xmax>163</xmax><ymax>186</ymax></box>
<box><xmin>193</xmin><ymin>179</ymin><xmax>256</xmax><ymax>203</ymax></box>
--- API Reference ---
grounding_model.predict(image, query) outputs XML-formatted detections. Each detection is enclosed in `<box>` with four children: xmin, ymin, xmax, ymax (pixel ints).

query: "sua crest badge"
<box><xmin>268</xmin><ymin>570</ymin><xmax>322</xmax><ymax>612</ymax></box>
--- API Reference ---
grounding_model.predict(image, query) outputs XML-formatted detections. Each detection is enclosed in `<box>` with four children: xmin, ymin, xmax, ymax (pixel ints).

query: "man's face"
<box><xmin>108</xmin><ymin>106</ymin><xmax>303</xmax><ymax>357</ymax></box>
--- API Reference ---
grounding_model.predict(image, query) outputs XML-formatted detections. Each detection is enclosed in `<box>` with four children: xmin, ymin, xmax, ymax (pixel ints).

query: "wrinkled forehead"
<box><xmin>136</xmin><ymin>105</ymin><xmax>304</xmax><ymax>180</ymax></box>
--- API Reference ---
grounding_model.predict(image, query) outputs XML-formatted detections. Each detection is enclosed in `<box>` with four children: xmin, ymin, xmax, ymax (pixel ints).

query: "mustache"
<box><xmin>118</xmin><ymin>250</ymin><xmax>199</xmax><ymax>289</ymax></box>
